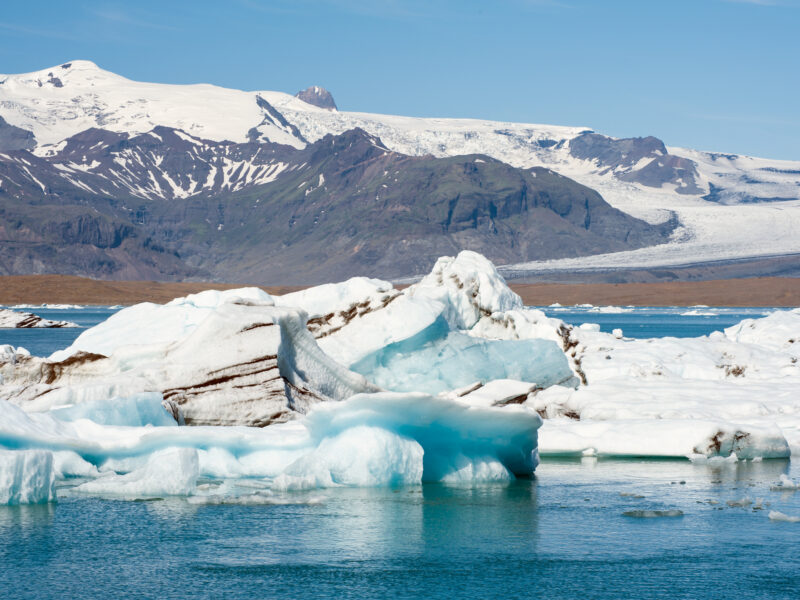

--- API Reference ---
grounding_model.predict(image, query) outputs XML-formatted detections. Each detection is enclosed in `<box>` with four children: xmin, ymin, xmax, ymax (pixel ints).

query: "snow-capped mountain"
<box><xmin>1</xmin><ymin>60</ymin><xmax>798</xmax><ymax>281</ymax></box>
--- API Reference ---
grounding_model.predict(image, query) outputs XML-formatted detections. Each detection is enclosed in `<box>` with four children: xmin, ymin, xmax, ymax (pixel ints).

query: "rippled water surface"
<box><xmin>2</xmin><ymin>460</ymin><xmax>799</xmax><ymax>599</ymax></box>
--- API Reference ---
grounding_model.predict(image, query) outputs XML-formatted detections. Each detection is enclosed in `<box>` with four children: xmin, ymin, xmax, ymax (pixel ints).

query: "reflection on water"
<box><xmin>0</xmin><ymin>502</ymin><xmax>55</xmax><ymax>530</ymax></box>
<box><xmin>1</xmin><ymin>459</ymin><xmax>798</xmax><ymax>599</ymax></box>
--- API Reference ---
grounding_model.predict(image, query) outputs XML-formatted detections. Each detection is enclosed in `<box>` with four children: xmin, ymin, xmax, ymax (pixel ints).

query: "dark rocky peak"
<box><xmin>569</xmin><ymin>132</ymin><xmax>668</xmax><ymax>171</ymax></box>
<box><xmin>295</xmin><ymin>86</ymin><xmax>338</xmax><ymax>111</ymax></box>
<box><xmin>304</xmin><ymin>128</ymin><xmax>390</xmax><ymax>167</ymax></box>
<box><xmin>570</xmin><ymin>132</ymin><xmax>702</xmax><ymax>195</ymax></box>
<box><xmin>52</xmin><ymin>128</ymin><xmax>129</xmax><ymax>159</ymax></box>
<box><xmin>129</xmin><ymin>126</ymin><xmax>206</xmax><ymax>149</ymax></box>
<box><xmin>0</xmin><ymin>116</ymin><xmax>36</xmax><ymax>152</ymax></box>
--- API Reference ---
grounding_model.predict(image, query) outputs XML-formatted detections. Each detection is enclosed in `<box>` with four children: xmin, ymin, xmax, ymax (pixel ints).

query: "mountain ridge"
<box><xmin>1</xmin><ymin>61</ymin><xmax>799</xmax><ymax>282</ymax></box>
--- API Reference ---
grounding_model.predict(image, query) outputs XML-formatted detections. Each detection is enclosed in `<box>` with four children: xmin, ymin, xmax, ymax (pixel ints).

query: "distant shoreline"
<box><xmin>0</xmin><ymin>274</ymin><xmax>798</xmax><ymax>308</ymax></box>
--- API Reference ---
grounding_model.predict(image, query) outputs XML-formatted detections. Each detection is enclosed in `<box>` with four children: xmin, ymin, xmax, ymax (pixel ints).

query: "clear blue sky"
<box><xmin>1</xmin><ymin>0</ymin><xmax>798</xmax><ymax>160</ymax></box>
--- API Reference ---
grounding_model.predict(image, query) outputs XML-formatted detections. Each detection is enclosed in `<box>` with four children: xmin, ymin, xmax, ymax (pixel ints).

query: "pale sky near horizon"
<box><xmin>1</xmin><ymin>0</ymin><xmax>798</xmax><ymax>160</ymax></box>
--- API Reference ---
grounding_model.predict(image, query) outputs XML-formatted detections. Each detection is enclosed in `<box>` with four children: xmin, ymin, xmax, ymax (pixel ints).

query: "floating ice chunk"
<box><xmin>49</xmin><ymin>393</ymin><xmax>178</xmax><ymax>427</ymax></box>
<box><xmin>0</xmin><ymin>308</ymin><xmax>78</xmax><ymax>328</ymax></box>
<box><xmin>688</xmin><ymin>454</ymin><xmax>738</xmax><ymax>466</ymax></box>
<box><xmin>0</xmin><ymin>450</ymin><xmax>56</xmax><ymax>505</ymax></box>
<box><xmin>351</xmin><ymin>319</ymin><xmax>572</xmax><ymax>395</ymax></box>
<box><xmin>589</xmin><ymin>306</ymin><xmax>632</xmax><ymax>314</ymax></box>
<box><xmin>768</xmin><ymin>510</ymin><xmax>800</xmax><ymax>523</ymax></box>
<box><xmin>187</xmin><ymin>488</ymin><xmax>323</xmax><ymax>506</ymax></box>
<box><xmin>74</xmin><ymin>447</ymin><xmax>199</xmax><ymax>498</ymax></box>
<box><xmin>579</xmin><ymin>323</ymin><xmax>600</xmax><ymax>332</ymax></box>
<box><xmin>726</xmin><ymin>497</ymin><xmax>753</xmax><ymax>507</ymax></box>
<box><xmin>300</xmin><ymin>392</ymin><xmax>542</xmax><ymax>484</ymax></box>
<box><xmin>273</xmin><ymin>425</ymin><xmax>424</xmax><ymax>491</ymax></box>
<box><xmin>623</xmin><ymin>510</ymin><xmax>683</xmax><ymax>518</ymax></box>
<box><xmin>770</xmin><ymin>474</ymin><xmax>799</xmax><ymax>491</ymax></box>
<box><xmin>537</xmin><ymin>418</ymin><xmax>789</xmax><ymax>459</ymax></box>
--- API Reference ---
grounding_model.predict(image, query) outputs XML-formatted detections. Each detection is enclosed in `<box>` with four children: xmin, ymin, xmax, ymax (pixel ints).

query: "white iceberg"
<box><xmin>0</xmin><ymin>449</ymin><xmax>57</xmax><ymax>505</ymax></box>
<box><xmin>1</xmin><ymin>250</ymin><xmax>799</xmax><ymax>502</ymax></box>
<box><xmin>0</xmin><ymin>307</ymin><xmax>78</xmax><ymax>328</ymax></box>
<box><xmin>73</xmin><ymin>447</ymin><xmax>199</xmax><ymax>499</ymax></box>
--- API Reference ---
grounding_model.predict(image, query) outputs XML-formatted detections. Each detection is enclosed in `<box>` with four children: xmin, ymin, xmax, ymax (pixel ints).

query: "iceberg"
<box><xmin>1</xmin><ymin>296</ymin><xmax>378</xmax><ymax>426</ymax></box>
<box><xmin>0</xmin><ymin>308</ymin><xmax>78</xmax><ymax>329</ymax></box>
<box><xmin>1</xmin><ymin>250</ymin><xmax>799</xmax><ymax>502</ymax></box>
<box><xmin>0</xmin><ymin>449</ymin><xmax>56</xmax><ymax>505</ymax></box>
<box><xmin>0</xmin><ymin>390</ymin><xmax>541</xmax><ymax>495</ymax></box>
<box><xmin>73</xmin><ymin>447</ymin><xmax>199</xmax><ymax>499</ymax></box>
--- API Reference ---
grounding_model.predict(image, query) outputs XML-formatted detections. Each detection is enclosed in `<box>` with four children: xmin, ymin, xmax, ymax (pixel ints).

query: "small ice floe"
<box><xmin>623</xmin><ymin>509</ymin><xmax>683</xmax><ymax>518</ymax></box>
<box><xmin>726</xmin><ymin>497</ymin><xmax>753</xmax><ymax>508</ymax></box>
<box><xmin>0</xmin><ymin>308</ymin><xmax>78</xmax><ymax>328</ymax></box>
<box><xmin>768</xmin><ymin>510</ymin><xmax>800</xmax><ymax>523</ymax></box>
<box><xmin>187</xmin><ymin>491</ymin><xmax>323</xmax><ymax>506</ymax></box>
<box><xmin>72</xmin><ymin>448</ymin><xmax>199</xmax><ymax>499</ymax></box>
<box><xmin>681</xmin><ymin>310</ymin><xmax>718</xmax><ymax>317</ymax></box>
<box><xmin>688</xmin><ymin>453</ymin><xmax>739</xmax><ymax>466</ymax></box>
<box><xmin>589</xmin><ymin>306</ymin><xmax>632</xmax><ymax>314</ymax></box>
<box><xmin>770</xmin><ymin>474</ymin><xmax>799</xmax><ymax>492</ymax></box>
<box><xmin>619</xmin><ymin>492</ymin><xmax>645</xmax><ymax>499</ymax></box>
<box><xmin>43</xmin><ymin>304</ymin><xmax>85</xmax><ymax>310</ymax></box>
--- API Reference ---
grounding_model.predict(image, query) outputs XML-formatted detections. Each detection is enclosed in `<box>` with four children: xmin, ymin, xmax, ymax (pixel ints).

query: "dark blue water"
<box><xmin>1</xmin><ymin>460</ymin><xmax>798</xmax><ymax>599</ymax></box>
<box><xmin>2</xmin><ymin>306</ymin><xmax>799</xmax><ymax>599</ymax></box>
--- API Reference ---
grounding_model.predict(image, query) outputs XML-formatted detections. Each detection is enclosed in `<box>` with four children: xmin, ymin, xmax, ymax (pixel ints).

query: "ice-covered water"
<box><xmin>1</xmin><ymin>459</ymin><xmax>798</xmax><ymax>599</ymax></box>
<box><xmin>539</xmin><ymin>305</ymin><xmax>774</xmax><ymax>339</ymax></box>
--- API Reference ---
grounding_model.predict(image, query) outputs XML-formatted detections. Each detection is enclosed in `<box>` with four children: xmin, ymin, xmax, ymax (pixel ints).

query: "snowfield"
<box><xmin>1</xmin><ymin>252</ymin><xmax>798</xmax><ymax>503</ymax></box>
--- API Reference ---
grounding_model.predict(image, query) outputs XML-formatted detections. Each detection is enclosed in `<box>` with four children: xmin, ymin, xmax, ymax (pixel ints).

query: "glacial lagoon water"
<box><xmin>1</xmin><ymin>305</ymin><xmax>798</xmax><ymax>599</ymax></box>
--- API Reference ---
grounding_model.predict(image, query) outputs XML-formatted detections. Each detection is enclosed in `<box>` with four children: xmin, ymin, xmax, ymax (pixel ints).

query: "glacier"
<box><xmin>1</xmin><ymin>250</ymin><xmax>799</xmax><ymax>503</ymax></box>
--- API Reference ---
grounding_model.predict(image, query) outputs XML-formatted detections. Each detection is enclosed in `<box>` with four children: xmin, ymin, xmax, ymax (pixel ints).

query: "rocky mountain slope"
<box><xmin>0</xmin><ymin>60</ymin><xmax>797</xmax><ymax>282</ymax></box>
<box><xmin>0</xmin><ymin>123</ymin><xmax>672</xmax><ymax>282</ymax></box>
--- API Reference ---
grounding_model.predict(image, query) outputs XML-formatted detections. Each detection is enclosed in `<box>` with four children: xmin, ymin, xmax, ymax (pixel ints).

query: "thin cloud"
<box><xmin>722</xmin><ymin>0</ymin><xmax>798</xmax><ymax>6</ymax></box>
<box><xmin>239</xmin><ymin>0</ymin><xmax>570</xmax><ymax>20</ymax></box>
<box><xmin>89</xmin><ymin>7</ymin><xmax>179</xmax><ymax>31</ymax></box>
<box><xmin>689</xmin><ymin>112</ymin><xmax>796</xmax><ymax>127</ymax></box>
<box><xmin>0</xmin><ymin>21</ymin><xmax>84</xmax><ymax>42</ymax></box>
